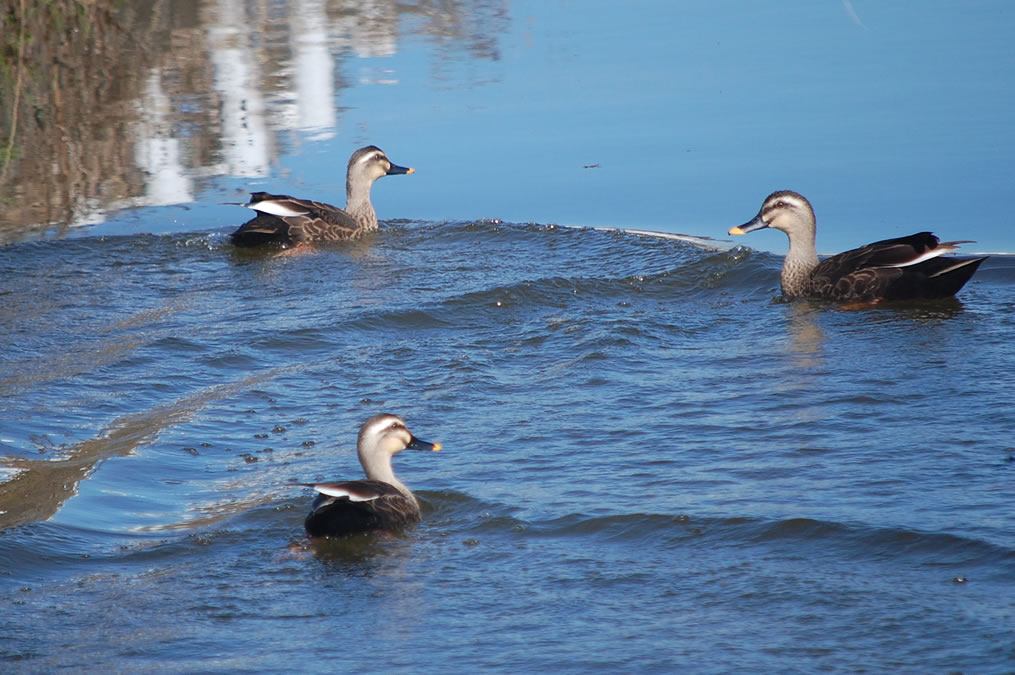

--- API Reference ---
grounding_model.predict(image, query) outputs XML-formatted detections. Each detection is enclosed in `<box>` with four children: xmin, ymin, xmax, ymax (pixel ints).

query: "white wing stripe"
<box><xmin>251</xmin><ymin>201</ymin><xmax>311</xmax><ymax>218</ymax></box>
<box><xmin>314</xmin><ymin>485</ymin><xmax>380</xmax><ymax>502</ymax></box>
<box><xmin>928</xmin><ymin>258</ymin><xmax>982</xmax><ymax>278</ymax></box>
<box><xmin>886</xmin><ymin>246</ymin><xmax>956</xmax><ymax>268</ymax></box>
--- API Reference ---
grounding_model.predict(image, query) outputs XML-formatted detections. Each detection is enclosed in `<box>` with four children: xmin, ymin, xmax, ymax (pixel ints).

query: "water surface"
<box><xmin>2</xmin><ymin>1</ymin><xmax>1015</xmax><ymax>672</ymax></box>
<box><xmin>3</xmin><ymin>224</ymin><xmax>1014</xmax><ymax>671</ymax></box>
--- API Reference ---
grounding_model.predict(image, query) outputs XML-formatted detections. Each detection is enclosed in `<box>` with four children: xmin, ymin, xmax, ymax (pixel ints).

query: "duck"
<box><xmin>229</xmin><ymin>145</ymin><xmax>413</xmax><ymax>247</ymax></box>
<box><xmin>297</xmin><ymin>413</ymin><xmax>441</xmax><ymax>538</ymax></box>
<box><xmin>729</xmin><ymin>190</ymin><xmax>986</xmax><ymax>302</ymax></box>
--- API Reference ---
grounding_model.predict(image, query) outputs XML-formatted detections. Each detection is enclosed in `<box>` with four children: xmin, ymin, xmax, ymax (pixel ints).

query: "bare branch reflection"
<box><xmin>0</xmin><ymin>0</ymin><xmax>509</xmax><ymax>244</ymax></box>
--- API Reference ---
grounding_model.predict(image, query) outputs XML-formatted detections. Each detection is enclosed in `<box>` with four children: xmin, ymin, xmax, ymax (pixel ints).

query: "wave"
<box><xmin>0</xmin><ymin>220</ymin><xmax>782</xmax><ymax>309</ymax></box>
<box><xmin>418</xmin><ymin>492</ymin><xmax>1015</xmax><ymax>571</ymax></box>
<box><xmin>326</xmin><ymin>224</ymin><xmax>784</xmax><ymax>333</ymax></box>
<box><xmin>4</xmin><ymin>487</ymin><xmax>1012</xmax><ymax>590</ymax></box>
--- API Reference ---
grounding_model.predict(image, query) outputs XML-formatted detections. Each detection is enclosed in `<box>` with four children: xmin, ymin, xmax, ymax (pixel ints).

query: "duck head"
<box><xmin>348</xmin><ymin>145</ymin><xmax>414</xmax><ymax>185</ymax></box>
<box><xmin>729</xmin><ymin>190</ymin><xmax>816</xmax><ymax>237</ymax></box>
<box><xmin>357</xmin><ymin>413</ymin><xmax>440</xmax><ymax>468</ymax></box>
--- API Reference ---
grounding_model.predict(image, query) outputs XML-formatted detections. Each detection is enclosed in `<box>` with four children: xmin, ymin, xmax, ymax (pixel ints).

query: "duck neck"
<box><xmin>363</xmin><ymin>455</ymin><xmax>416</xmax><ymax>503</ymax></box>
<box><xmin>345</xmin><ymin>180</ymin><xmax>379</xmax><ymax>231</ymax></box>
<box><xmin>781</xmin><ymin>228</ymin><xmax>819</xmax><ymax>297</ymax></box>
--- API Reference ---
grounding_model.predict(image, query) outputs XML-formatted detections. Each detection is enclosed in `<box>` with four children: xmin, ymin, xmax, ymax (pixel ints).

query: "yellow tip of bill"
<box><xmin>728</xmin><ymin>226</ymin><xmax>746</xmax><ymax>235</ymax></box>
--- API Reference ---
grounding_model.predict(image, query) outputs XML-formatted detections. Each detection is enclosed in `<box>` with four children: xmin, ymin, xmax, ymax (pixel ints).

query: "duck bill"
<box><xmin>387</xmin><ymin>163</ymin><xmax>414</xmax><ymax>176</ymax></box>
<box><xmin>407</xmin><ymin>436</ymin><xmax>441</xmax><ymax>452</ymax></box>
<box><xmin>728</xmin><ymin>214</ymin><xmax>769</xmax><ymax>236</ymax></box>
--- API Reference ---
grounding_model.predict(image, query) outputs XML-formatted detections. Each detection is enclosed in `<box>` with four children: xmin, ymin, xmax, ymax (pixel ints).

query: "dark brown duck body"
<box><xmin>303</xmin><ymin>479</ymin><xmax>422</xmax><ymax>538</ymax></box>
<box><xmin>809</xmin><ymin>232</ymin><xmax>985</xmax><ymax>301</ymax></box>
<box><xmin>298</xmin><ymin>413</ymin><xmax>440</xmax><ymax>538</ymax></box>
<box><xmin>230</xmin><ymin>146</ymin><xmax>413</xmax><ymax>247</ymax></box>
<box><xmin>230</xmin><ymin>193</ymin><xmax>364</xmax><ymax>246</ymax></box>
<box><xmin>731</xmin><ymin>190</ymin><xmax>986</xmax><ymax>302</ymax></box>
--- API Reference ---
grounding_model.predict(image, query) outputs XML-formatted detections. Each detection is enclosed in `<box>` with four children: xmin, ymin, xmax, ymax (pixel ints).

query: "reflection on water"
<box><xmin>0</xmin><ymin>0</ymin><xmax>508</xmax><ymax>244</ymax></box>
<box><xmin>784</xmin><ymin>302</ymin><xmax>826</xmax><ymax>371</ymax></box>
<box><xmin>774</xmin><ymin>303</ymin><xmax>827</xmax><ymax>426</ymax></box>
<box><xmin>773</xmin><ymin>297</ymin><xmax>975</xmax><ymax>429</ymax></box>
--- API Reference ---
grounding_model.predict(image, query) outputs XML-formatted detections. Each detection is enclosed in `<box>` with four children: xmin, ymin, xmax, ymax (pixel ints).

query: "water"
<box><xmin>3</xmin><ymin>0</ymin><xmax>1015</xmax><ymax>672</ymax></box>
<box><xmin>2</xmin><ymin>225</ymin><xmax>1014</xmax><ymax>671</ymax></box>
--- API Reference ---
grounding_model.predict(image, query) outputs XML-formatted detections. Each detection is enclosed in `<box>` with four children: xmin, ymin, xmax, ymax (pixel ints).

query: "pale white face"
<box><xmin>351</xmin><ymin>150</ymin><xmax>393</xmax><ymax>182</ymax></box>
<box><xmin>360</xmin><ymin>414</ymin><xmax>413</xmax><ymax>458</ymax></box>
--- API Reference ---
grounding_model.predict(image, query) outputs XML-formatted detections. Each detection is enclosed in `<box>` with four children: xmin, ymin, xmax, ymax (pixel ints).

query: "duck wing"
<box><xmin>819</xmin><ymin>232</ymin><xmax>943</xmax><ymax>271</ymax></box>
<box><xmin>300</xmin><ymin>480</ymin><xmax>421</xmax><ymax>537</ymax></box>
<box><xmin>876</xmin><ymin>255</ymin><xmax>986</xmax><ymax>300</ymax></box>
<box><xmin>230</xmin><ymin>193</ymin><xmax>360</xmax><ymax>246</ymax></box>
<box><xmin>288</xmin><ymin>199</ymin><xmax>361</xmax><ymax>242</ymax></box>
<box><xmin>810</xmin><ymin>232</ymin><xmax>984</xmax><ymax>301</ymax></box>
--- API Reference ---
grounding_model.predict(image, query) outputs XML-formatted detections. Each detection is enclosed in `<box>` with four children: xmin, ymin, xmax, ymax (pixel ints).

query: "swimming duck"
<box><xmin>230</xmin><ymin>146</ymin><xmax>413</xmax><ymax>247</ymax></box>
<box><xmin>730</xmin><ymin>190</ymin><xmax>986</xmax><ymax>302</ymax></box>
<box><xmin>298</xmin><ymin>413</ymin><xmax>441</xmax><ymax>538</ymax></box>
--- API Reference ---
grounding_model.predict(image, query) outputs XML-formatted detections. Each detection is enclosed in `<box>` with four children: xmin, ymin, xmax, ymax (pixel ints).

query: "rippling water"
<box><xmin>2</xmin><ymin>223</ymin><xmax>1014</xmax><ymax>671</ymax></box>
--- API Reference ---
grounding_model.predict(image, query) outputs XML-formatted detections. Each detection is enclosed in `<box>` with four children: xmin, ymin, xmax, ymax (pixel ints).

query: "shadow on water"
<box><xmin>871</xmin><ymin>296</ymin><xmax>969</xmax><ymax>320</ymax></box>
<box><xmin>224</xmin><ymin>231</ymin><xmax>380</xmax><ymax>263</ymax></box>
<box><xmin>302</xmin><ymin>531</ymin><xmax>417</xmax><ymax>567</ymax></box>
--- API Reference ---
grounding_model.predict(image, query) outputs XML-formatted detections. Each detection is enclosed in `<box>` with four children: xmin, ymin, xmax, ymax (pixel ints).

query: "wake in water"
<box><xmin>1</xmin><ymin>220</ymin><xmax>1013</xmax><ymax>672</ymax></box>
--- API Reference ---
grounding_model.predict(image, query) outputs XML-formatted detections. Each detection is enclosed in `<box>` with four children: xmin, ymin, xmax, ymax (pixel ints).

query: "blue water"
<box><xmin>12</xmin><ymin>0</ymin><xmax>1007</xmax><ymax>255</ymax></box>
<box><xmin>2</xmin><ymin>225</ymin><xmax>1014</xmax><ymax>671</ymax></box>
<box><xmin>2</xmin><ymin>0</ymin><xmax>1015</xmax><ymax>672</ymax></box>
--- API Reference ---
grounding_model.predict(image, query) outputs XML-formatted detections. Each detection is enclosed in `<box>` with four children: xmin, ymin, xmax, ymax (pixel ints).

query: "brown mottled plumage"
<box><xmin>229</xmin><ymin>146</ymin><xmax>413</xmax><ymax>247</ymax></box>
<box><xmin>730</xmin><ymin>190</ymin><xmax>986</xmax><ymax>302</ymax></box>
<box><xmin>296</xmin><ymin>414</ymin><xmax>441</xmax><ymax>538</ymax></box>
